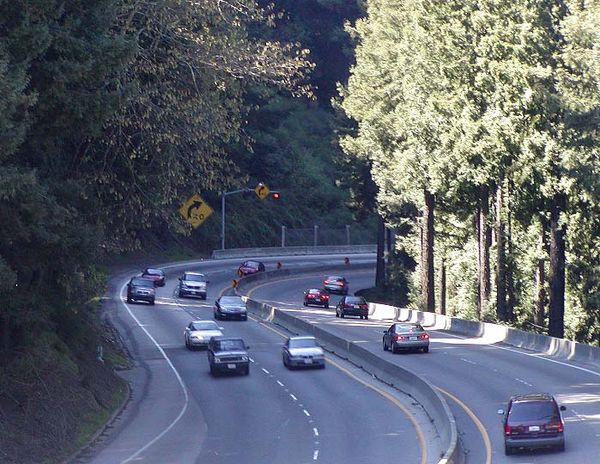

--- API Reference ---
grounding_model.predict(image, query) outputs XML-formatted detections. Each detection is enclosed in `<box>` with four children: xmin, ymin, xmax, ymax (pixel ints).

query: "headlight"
<box><xmin>192</xmin><ymin>335</ymin><xmax>203</xmax><ymax>340</ymax></box>
<box><xmin>214</xmin><ymin>357</ymin><xmax>222</xmax><ymax>363</ymax></box>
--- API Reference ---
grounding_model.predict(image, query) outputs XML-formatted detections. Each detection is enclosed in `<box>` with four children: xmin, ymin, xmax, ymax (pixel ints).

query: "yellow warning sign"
<box><xmin>179</xmin><ymin>193</ymin><xmax>213</xmax><ymax>228</ymax></box>
<box><xmin>255</xmin><ymin>182</ymin><xmax>270</xmax><ymax>200</ymax></box>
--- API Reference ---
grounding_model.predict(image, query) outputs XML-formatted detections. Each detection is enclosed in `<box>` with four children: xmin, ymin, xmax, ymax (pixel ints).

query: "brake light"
<box><xmin>420</xmin><ymin>333</ymin><xmax>430</xmax><ymax>340</ymax></box>
<box><xmin>394</xmin><ymin>335</ymin><xmax>405</xmax><ymax>341</ymax></box>
<box><xmin>360</xmin><ymin>304</ymin><xmax>368</xmax><ymax>309</ymax></box>
<box><xmin>504</xmin><ymin>424</ymin><xmax>512</xmax><ymax>435</ymax></box>
<box><xmin>344</xmin><ymin>304</ymin><xmax>352</xmax><ymax>308</ymax></box>
<box><xmin>322</xmin><ymin>294</ymin><xmax>329</xmax><ymax>300</ymax></box>
<box><xmin>323</xmin><ymin>280</ymin><xmax>328</xmax><ymax>284</ymax></box>
<box><xmin>547</xmin><ymin>421</ymin><xmax>564</xmax><ymax>433</ymax></box>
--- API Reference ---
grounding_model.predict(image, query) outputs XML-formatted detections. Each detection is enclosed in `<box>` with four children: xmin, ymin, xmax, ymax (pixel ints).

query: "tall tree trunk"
<box><xmin>549</xmin><ymin>193</ymin><xmax>567</xmax><ymax>338</ymax></box>
<box><xmin>479</xmin><ymin>185</ymin><xmax>491</xmax><ymax>319</ymax></box>
<box><xmin>421</xmin><ymin>189</ymin><xmax>435</xmax><ymax>312</ymax></box>
<box><xmin>376</xmin><ymin>214</ymin><xmax>385</xmax><ymax>287</ymax></box>
<box><xmin>1</xmin><ymin>312</ymin><xmax>9</xmax><ymax>351</ymax></box>
<box><xmin>475</xmin><ymin>210</ymin><xmax>481</xmax><ymax>318</ymax></box>
<box><xmin>534</xmin><ymin>220</ymin><xmax>547</xmax><ymax>327</ymax></box>
<box><xmin>438</xmin><ymin>258</ymin><xmax>446</xmax><ymax>315</ymax></box>
<box><xmin>506</xmin><ymin>195</ymin><xmax>516</xmax><ymax>321</ymax></box>
<box><xmin>496</xmin><ymin>183</ymin><xmax>507</xmax><ymax>321</ymax></box>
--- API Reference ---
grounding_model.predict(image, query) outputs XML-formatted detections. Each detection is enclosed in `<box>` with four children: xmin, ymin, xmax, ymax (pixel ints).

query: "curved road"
<box><xmin>245</xmin><ymin>269</ymin><xmax>600</xmax><ymax>464</ymax></box>
<box><xmin>77</xmin><ymin>256</ymin><xmax>433</xmax><ymax>464</ymax></box>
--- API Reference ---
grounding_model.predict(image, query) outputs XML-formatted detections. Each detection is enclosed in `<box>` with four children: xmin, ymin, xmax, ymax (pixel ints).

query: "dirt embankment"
<box><xmin>0</xmin><ymin>322</ymin><xmax>128</xmax><ymax>464</ymax></box>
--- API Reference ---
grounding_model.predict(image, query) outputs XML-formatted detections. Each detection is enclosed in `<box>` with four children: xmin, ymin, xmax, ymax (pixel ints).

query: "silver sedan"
<box><xmin>382</xmin><ymin>323</ymin><xmax>430</xmax><ymax>353</ymax></box>
<box><xmin>282</xmin><ymin>336</ymin><xmax>326</xmax><ymax>369</ymax></box>
<box><xmin>184</xmin><ymin>320</ymin><xmax>223</xmax><ymax>349</ymax></box>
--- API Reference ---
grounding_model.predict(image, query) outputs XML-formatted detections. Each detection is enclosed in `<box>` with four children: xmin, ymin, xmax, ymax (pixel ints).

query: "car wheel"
<box><xmin>340</xmin><ymin>311</ymin><xmax>345</xmax><ymax>318</ymax></box>
<box><xmin>185</xmin><ymin>338</ymin><xmax>190</xmax><ymax>350</ymax></box>
<box><xmin>324</xmin><ymin>303</ymin><xmax>329</xmax><ymax>309</ymax></box>
<box><xmin>504</xmin><ymin>444</ymin><xmax>513</xmax><ymax>456</ymax></box>
<box><xmin>243</xmin><ymin>366</ymin><xmax>249</xmax><ymax>376</ymax></box>
<box><xmin>127</xmin><ymin>296</ymin><xmax>132</xmax><ymax>303</ymax></box>
<box><xmin>364</xmin><ymin>315</ymin><xmax>369</xmax><ymax>320</ymax></box>
<box><xmin>178</xmin><ymin>290</ymin><xmax>183</xmax><ymax>298</ymax></box>
<box><xmin>210</xmin><ymin>365</ymin><xmax>217</xmax><ymax>376</ymax></box>
<box><xmin>335</xmin><ymin>311</ymin><xmax>339</xmax><ymax>318</ymax></box>
<box><xmin>303</xmin><ymin>301</ymin><xmax>307</xmax><ymax>306</ymax></box>
<box><xmin>242</xmin><ymin>315</ymin><xmax>248</xmax><ymax>321</ymax></box>
<box><xmin>391</xmin><ymin>344</ymin><xmax>398</xmax><ymax>354</ymax></box>
<box><xmin>423</xmin><ymin>346</ymin><xmax>429</xmax><ymax>353</ymax></box>
<box><xmin>557</xmin><ymin>442</ymin><xmax>565</xmax><ymax>452</ymax></box>
<box><xmin>383</xmin><ymin>339</ymin><xmax>388</xmax><ymax>351</ymax></box>
<box><xmin>150</xmin><ymin>298</ymin><xmax>155</xmax><ymax>306</ymax></box>
<box><xmin>214</xmin><ymin>312</ymin><xmax>219</xmax><ymax>320</ymax></box>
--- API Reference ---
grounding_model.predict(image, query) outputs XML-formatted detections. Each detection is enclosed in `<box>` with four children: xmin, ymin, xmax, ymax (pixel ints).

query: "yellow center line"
<box><xmin>247</xmin><ymin>313</ymin><xmax>427</xmax><ymax>464</ymax></box>
<box><xmin>435</xmin><ymin>386</ymin><xmax>492</xmax><ymax>464</ymax></box>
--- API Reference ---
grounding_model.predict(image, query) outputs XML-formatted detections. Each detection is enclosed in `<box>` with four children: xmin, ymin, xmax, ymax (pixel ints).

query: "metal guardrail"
<box><xmin>211</xmin><ymin>244</ymin><xmax>376</xmax><ymax>259</ymax></box>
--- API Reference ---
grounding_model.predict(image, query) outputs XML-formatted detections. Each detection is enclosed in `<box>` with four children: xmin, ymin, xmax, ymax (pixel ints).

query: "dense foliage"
<box><xmin>341</xmin><ymin>0</ymin><xmax>600</xmax><ymax>342</ymax></box>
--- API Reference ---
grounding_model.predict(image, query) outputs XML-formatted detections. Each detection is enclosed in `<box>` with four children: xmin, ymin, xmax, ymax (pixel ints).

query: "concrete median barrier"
<box><xmin>245</xmin><ymin>299</ymin><xmax>461</xmax><ymax>464</ymax></box>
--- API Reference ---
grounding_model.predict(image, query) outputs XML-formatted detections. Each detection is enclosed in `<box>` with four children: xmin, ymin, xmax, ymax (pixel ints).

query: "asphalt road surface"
<box><xmin>77</xmin><ymin>256</ymin><xmax>434</xmax><ymax>464</ymax></box>
<box><xmin>245</xmin><ymin>270</ymin><xmax>600</xmax><ymax>464</ymax></box>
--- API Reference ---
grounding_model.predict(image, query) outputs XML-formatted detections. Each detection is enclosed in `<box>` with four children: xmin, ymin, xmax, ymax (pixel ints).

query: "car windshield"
<box><xmin>220</xmin><ymin>296</ymin><xmax>244</xmax><ymax>306</ymax></box>
<box><xmin>185</xmin><ymin>273</ymin><xmax>206</xmax><ymax>282</ymax></box>
<box><xmin>245</xmin><ymin>261</ymin><xmax>259</xmax><ymax>267</ymax></box>
<box><xmin>215</xmin><ymin>339</ymin><xmax>245</xmax><ymax>351</ymax></box>
<box><xmin>509</xmin><ymin>401</ymin><xmax>558</xmax><ymax>423</ymax></box>
<box><xmin>345</xmin><ymin>297</ymin><xmax>365</xmax><ymax>304</ymax></box>
<box><xmin>289</xmin><ymin>338</ymin><xmax>318</xmax><ymax>349</ymax></box>
<box><xmin>191</xmin><ymin>321</ymin><xmax>218</xmax><ymax>331</ymax></box>
<box><xmin>395</xmin><ymin>324</ymin><xmax>423</xmax><ymax>332</ymax></box>
<box><xmin>132</xmin><ymin>278</ymin><xmax>154</xmax><ymax>287</ymax></box>
<box><xmin>145</xmin><ymin>268</ymin><xmax>163</xmax><ymax>275</ymax></box>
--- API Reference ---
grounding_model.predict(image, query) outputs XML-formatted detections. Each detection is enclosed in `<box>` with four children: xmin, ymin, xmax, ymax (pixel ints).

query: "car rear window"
<box><xmin>185</xmin><ymin>273</ymin><xmax>206</xmax><ymax>282</ymax></box>
<box><xmin>132</xmin><ymin>278</ymin><xmax>154</xmax><ymax>287</ymax></box>
<box><xmin>327</xmin><ymin>276</ymin><xmax>342</xmax><ymax>281</ymax></box>
<box><xmin>307</xmin><ymin>289</ymin><xmax>321</xmax><ymax>293</ymax></box>
<box><xmin>345</xmin><ymin>297</ymin><xmax>365</xmax><ymax>304</ymax></box>
<box><xmin>146</xmin><ymin>268</ymin><xmax>163</xmax><ymax>275</ymax></box>
<box><xmin>191</xmin><ymin>321</ymin><xmax>218</xmax><ymax>331</ymax></box>
<box><xmin>220</xmin><ymin>296</ymin><xmax>244</xmax><ymax>305</ymax></box>
<box><xmin>395</xmin><ymin>323</ymin><xmax>423</xmax><ymax>332</ymax></box>
<box><xmin>216</xmin><ymin>340</ymin><xmax>245</xmax><ymax>351</ymax></box>
<box><xmin>508</xmin><ymin>401</ymin><xmax>558</xmax><ymax>423</ymax></box>
<box><xmin>289</xmin><ymin>338</ymin><xmax>318</xmax><ymax>349</ymax></box>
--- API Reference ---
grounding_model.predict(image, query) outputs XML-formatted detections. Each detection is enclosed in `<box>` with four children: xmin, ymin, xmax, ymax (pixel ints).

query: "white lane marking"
<box><xmin>262</xmin><ymin>368</ymin><xmax>270</xmax><ymax>374</ymax></box>
<box><xmin>303</xmin><ymin>409</ymin><xmax>311</xmax><ymax>417</ymax></box>
<box><xmin>313</xmin><ymin>427</ymin><xmax>319</xmax><ymax>437</ymax></box>
<box><xmin>249</xmin><ymin>357</ymin><xmax>255</xmax><ymax>363</ymax></box>
<box><xmin>277</xmin><ymin>380</ymin><xmax>284</xmax><ymax>387</ymax></box>
<box><xmin>515</xmin><ymin>378</ymin><xmax>533</xmax><ymax>387</ymax></box>
<box><xmin>460</xmin><ymin>357</ymin><xmax>476</xmax><ymax>365</ymax></box>
<box><xmin>290</xmin><ymin>394</ymin><xmax>297</xmax><ymax>401</ymax></box>
<box><xmin>119</xmin><ymin>282</ymin><xmax>189</xmax><ymax>464</ymax></box>
<box><xmin>438</xmin><ymin>330</ymin><xmax>600</xmax><ymax>378</ymax></box>
<box><xmin>313</xmin><ymin>450</ymin><xmax>319</xmax><ymax>460</ymax></box>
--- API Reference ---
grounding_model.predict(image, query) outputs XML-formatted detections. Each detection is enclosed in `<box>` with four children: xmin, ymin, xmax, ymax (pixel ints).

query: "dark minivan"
<box><xmin>499</xmin><ymin>393</ymin><xmax>566</xmax><ymax>455</ymax></box>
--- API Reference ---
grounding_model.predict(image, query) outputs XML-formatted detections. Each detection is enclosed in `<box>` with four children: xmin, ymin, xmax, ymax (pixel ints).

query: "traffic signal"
<box><xmin>271</xmin><ymin>191</ymin><xmax>281</xmax><ymax>200</ymax></box>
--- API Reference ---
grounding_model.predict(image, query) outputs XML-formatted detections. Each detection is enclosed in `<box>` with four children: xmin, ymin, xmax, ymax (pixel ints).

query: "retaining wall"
<box><xmin>212</xmin><ymin>245</ymin><xmax>376</xmax><ymax>259</ymax></box>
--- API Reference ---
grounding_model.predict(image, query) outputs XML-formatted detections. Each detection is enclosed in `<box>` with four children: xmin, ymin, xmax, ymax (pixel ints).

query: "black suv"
<box><xmin>126</xmin><ymin>277</ymin><xmax>156</xmax><ymax>305</ymax></box>
<box><xmin>499</xmin><ymin>393</ymin><xmax>566</xmax><ymax>455</ymax></box>
<box><xmin>207</xmin><ymin>337</ymin><xmax>250</xmax><ymax>376</ymax></box>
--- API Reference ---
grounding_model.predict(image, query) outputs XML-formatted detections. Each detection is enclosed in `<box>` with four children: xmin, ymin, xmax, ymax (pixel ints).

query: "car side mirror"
<box><xmin>560</xmin><ymin>405</ymin><xmax>566</xmax><ymax>411</ymax></box>
<box><xmin>497</xmin><ymin>409</ymin><xmax>505</xmax><ymax>415</ymax></box>
<box><xmin>383</xmin><ymin>330</ymin><xmax>387</xmax><ymax>334</ymax></box>
<box><xmin>246</xmin><ymin>345</ymin><xmax>250</xmax><ymax>350</ymax></box>
<box><xmin>219</xmin><ymin>327</ymin><xmax>224</xmax><ymax>330</ymax></box>
<box><xmin>178</xmin><ymin>277</ymin><xmax>182</xmax><ymax>281</ymax></box>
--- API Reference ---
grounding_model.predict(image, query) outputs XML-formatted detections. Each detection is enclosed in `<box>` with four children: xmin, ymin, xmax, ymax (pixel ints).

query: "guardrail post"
<box><xmin>281</xmin><ymin>225</ymin><xmax>286</xmax><ymax>247</ymax></box>
<box><xmin>313</xmin><ymin>225</ymin><xmax>318</xmax><ymax>247</ymax></box>
<box><xmin>346</xmin><ymin>224</ymin><xmax>351</xmax><ymax>245</ymax></box>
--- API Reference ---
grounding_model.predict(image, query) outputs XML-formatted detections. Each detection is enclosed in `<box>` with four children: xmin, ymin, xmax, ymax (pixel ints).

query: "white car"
<box><xmin>178</xmin><ymin>272</ymin><xmax>209</xmax><ymax>299</ymax></box>
<box><xmin>184</xmin><ymin>320</ymin><xmax>223</xmax><ymax>349</ymax></box>
<box><xmin>282</xmin><ymin>336</ymin><xmax>325</xmax><ymax>369</ymax></box>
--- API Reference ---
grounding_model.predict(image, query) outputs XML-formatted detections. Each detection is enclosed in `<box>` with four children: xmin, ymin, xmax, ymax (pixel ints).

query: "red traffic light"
<box><xmin>271</xmin><ymin>191</ymin><xmax>281</xmax><ymax>200</ymax></box>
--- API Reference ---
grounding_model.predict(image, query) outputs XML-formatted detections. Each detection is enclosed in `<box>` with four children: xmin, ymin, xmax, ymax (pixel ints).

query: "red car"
<box><xmin>238</xmin><ymin>260</ymin><xmax>265</xmax><ymax>276</ymax></box>
<box><xmin>141</xmin><ymin>268</ymin><xmax>165</xmax><ymax>287</ymax></box>
<box><xmin>303</xmin><ymin>288</ymin><xmax>330</xmax><ymax>308</ymax></box>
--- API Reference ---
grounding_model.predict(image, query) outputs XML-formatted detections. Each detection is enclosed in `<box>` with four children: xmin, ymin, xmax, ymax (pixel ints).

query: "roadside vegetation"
<box><xmin>0</xmin><ymin>1</ymin><xmax>365</xmax><ymax>462</ymax></box>
<box><xmin>341</xmin><ymin>0</ymin><xmax>600</xmax><ymax>343</ymax></box>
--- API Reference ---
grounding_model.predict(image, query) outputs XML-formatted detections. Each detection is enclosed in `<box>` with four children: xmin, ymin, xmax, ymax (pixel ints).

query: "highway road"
<box><xmin>245</xmin><ymin>270</ymin><xmax>600</xmax><ymax>464</ymax></box>
<box><xmin>76</xmin><ymin>255</ymin><xmax>436</xmax><ymax>464</ymax></box>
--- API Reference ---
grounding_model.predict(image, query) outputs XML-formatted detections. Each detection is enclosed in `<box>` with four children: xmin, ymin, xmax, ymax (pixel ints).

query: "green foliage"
<box><xmin>340</xmin><ymin>0</ymin><xmax>600</xmax><ymax>340</ymax></box>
